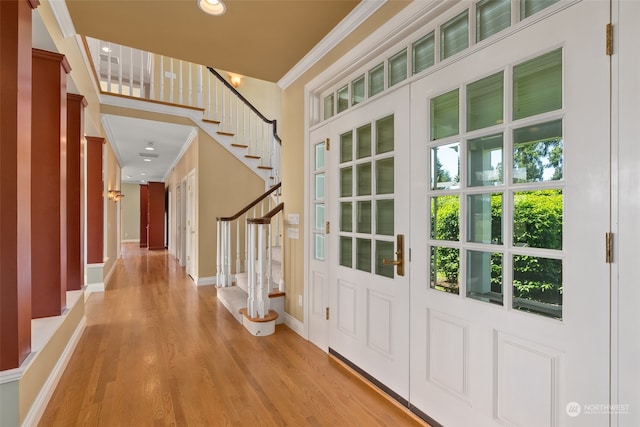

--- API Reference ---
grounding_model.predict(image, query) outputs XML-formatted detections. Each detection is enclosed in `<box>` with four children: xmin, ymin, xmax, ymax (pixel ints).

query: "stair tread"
<box><xmin>202</xmin><ymin>118</ymin><xmax>221</xmax><ymax>124</ymax></box>
<box><xmin>245</xmin><ymin>155</ymin><xmax>261</xmax><ymax>159</ymax></box>
<box><xmin>231</xmin><ymin>143</ymin><xmax>249</xmax><ymax>148</ymax></box>
<box><xmin>217</xmin><ymin>131</ymin><xmax>234</xmax><ymax>136</ymax></box>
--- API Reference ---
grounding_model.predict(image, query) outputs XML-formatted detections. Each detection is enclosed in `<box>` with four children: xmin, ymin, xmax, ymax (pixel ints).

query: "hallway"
<box><xmin>39</xmin><ymin>244</ymin><xmax>423</xmax><ymax>426</ymax></box>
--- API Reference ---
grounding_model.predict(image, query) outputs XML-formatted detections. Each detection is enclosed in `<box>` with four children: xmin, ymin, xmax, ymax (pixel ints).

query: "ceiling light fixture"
<box><xmin>144</xmin><ymin>158</ymin><xmax>151</xmax><ymax>162</ymax></box>
<box><xmin>145</xmin><ymin>141</ymin><xmax>155</xmax><ymax>151</ymax></box>
<box><xmin>197</xmin><ymin>0</ymin><xmax>226</xmax><ymax>16</ymax></box>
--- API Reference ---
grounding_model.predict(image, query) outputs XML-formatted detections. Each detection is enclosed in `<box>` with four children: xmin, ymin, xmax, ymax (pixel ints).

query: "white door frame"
<box><xmin>186</xmin><ymin>169</ymin><xmax>196</xmax><ymax>279</ymax></box>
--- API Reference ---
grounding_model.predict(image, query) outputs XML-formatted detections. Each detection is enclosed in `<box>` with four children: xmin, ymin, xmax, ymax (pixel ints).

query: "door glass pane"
<box><xmin>513</xmin><ymin>48</ymin><xmax>562</xmax><ymax>120</ymax></box>
<box><xmin>352</xmin><ymin>75</ymin><xmax>365</xmax><ymax>106</ymax></box>
<box><xmin>376</xmin><ymin>158</ymin><xmax>394</xmax><ymax>195</ymax></box>
<box><xmin>388</xmin><ymin>49</ymin><xmax>407</xmax><ymax>87</ymax></box>
<box><xmin>340</xmin><ymin>166</ymin><xmax>353</xmax><ymax>197</ymax></box>
<box><xmin>467</xmin><ymin>193</ymin><xmax>503</xmax><ymax>244</ymax></box>
<box><xmin>441</xmin><ymin>10</ymin><xmax>469</xmax><ymax>60</ymax></box>
<box><xmin>513</xmin><ymin>255</ymin><xmax>562</xmax><ymax>319</ymax></box>
<box><xmin>324</xmin><ymin>94</ymin><xmax>334</xmax><ymax>120</ymax></box>
<box><xmin>513</xmin><ymin>190</ymin><xmax>563</xmax><ymax>250</ymax></box>
<box><xmin>315</xmin><ymin>204</ymin><xmax>325</xmax><ymax>230</ymax></box>
<box><xmin>467</xmin><ymin>250</ymin><xmax>503</xmax><ymax>304</ymax></box>
<box><xmin>315</xmin><ymin>142</ymin><xmax>325</xmax><ymax>169</ymax></box>
<box><xmin>467</xmin><ymin>71</ymin><xmax>503</xmax><ymax>131</ymax></box>
<box><xmin>357</xmin><ymin>124</ymin><xmax>372</xmax><ymax>159</ymax></box>
<box><xmin>376</xmin><ymin>115</ymin><xmax>394</xmax><ymax>154</ymax></box>
<box><xmin>340</xmin><ymin>131</ymin><xmax>353</xmax><ymax>163</ymax></box>
<box><xmin>413</xmin><ymin>32</ymin><xmax>435</xmax><ymax>75</ymax></box>
<box><xmin>369</xmin><ymin>63</ymin><xmax>384</xmax><ymax>97</ymax></box>
<box><xmin>356</xmin><ymin>238</ymin><xmax>372</xmax><ymax>272</ymax></box>
<box><xmin>431</xmin><ymin>89</ymin><xmax>459</xmax><ymax>140</ymax></box>
<box><xmin>356</xmin><ymin>201</ymin><xmax>372</xmax><ymax>234</ymax></box>
<box><xmin>430</xmin><ymin>246</ymin><xmax>460</xmax><ymax>294</ymax></box>
<box><xmin>520</xmin><ymin>0</ymin><xmax>558</xmax><ymax>19</ymax></box>
<box><xmin>468</xmin><ymin>133</ymin><xmax>503</xmax><ymax>187</ymax></box>
<box><xmin>339</xmin><ymin>237</ymin><xmax>353</xmax><ymax>268</ymax></box>
<box><xmin>315</xmin><ymin>173</ymin><xmax>325</xmax><ymax>199</ymax></box>
<box><xmin>376</xmin><ymin>240</ymin><xmax>395</xmax><ymax>278</ymax></box>
<box><xmin>476</xmin><ymin>0</ymin><xmax>511</xmax><ymax>42</ymax></box>
<box><xmin>431</xmin><ymin>195</ymin><xmax>459</xmax><ymax>241</ymax></box>
<box><xmin>513</xmin><ymin>119</ymin><xmax>563</xmax><ymax>183</ymax></box>
<box><xmin>314</xmin><ymin>234</ymin><xmax>325</xmax><ymax>260</ymax></box>
<box><xmin>376</xmin><ymin>199</ymin><xmax>394</xmax><ymax>236</ymax></box>
<box><xmin>431</xmin><ymin>142</ymin><xmax>460</xmax><ymax>190</ymax></box>
<box><xmin>356</xmin><ymin>163</ymin><xmax>372</xmax><ymax>196</ymax></box>
<box><xmin>337</xmin><ymin>85</ymin><xmax>349</xmax><ymax>113</ymax></box>
<box><xmin>340</xmin><ymin>202</ymin><xmax>353</xmax><ymax>232</ymax></box>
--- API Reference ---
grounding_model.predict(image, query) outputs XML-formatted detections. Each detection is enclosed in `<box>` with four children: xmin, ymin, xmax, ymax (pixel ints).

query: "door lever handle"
<box><xmin>381</xmin><ymin>234</ymin><xmax>404</xmax><ymax>276</ymax></box>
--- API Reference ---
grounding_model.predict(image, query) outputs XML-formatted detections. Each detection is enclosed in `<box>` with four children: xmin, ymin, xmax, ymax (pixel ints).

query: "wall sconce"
<box><xmin>229</xmin><ymin>74</ymin><xmax>242</xmax><ymax>88</ymax></box>
<box><xmin>108</xmin><ymin>190</ymin><xmax>125</xmax><ymax>202</ymax></box>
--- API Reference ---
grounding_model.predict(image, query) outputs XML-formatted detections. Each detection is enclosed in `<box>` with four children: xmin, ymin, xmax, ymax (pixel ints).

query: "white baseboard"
<box><xmin>283</xmin><ymin>312</ymin><xmax>305</xmax><ymax>337</ymax></box>
<box><xmin>84</xmin><ymin>283</ymin><xmax>104</xmax><ymax>296</ymax></box>
<box><xmin>22</xmin><ymin>316</ymin><xmax>87</xmax><ymax>427</ymax></box>
<box><xmin>121</xmin><ymin>239</ymin><xmax>139</xmax><ymax>243</ymax></box>
<box><xmin>103</xmin><ymin>260</ymin><xmax>117</xmax><ymax>289</ymax></box>
<box><xmin>196</xmin><ymin>276</ymin><xmax>216</xmax><ymax>286</ymax></box>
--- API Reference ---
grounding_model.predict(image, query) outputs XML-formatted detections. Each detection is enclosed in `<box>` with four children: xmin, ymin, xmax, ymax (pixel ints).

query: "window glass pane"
<box><xmin>513</xmin><ymin>190</ymin><xmax>563</xmax><ymax>250</ymax></box>
<box><xmin>388</xmin><ymin>49</ymin><xmax>407</xmax><ymax>87</ymax></box>
<box><xmin>431</xmin><ymin>89</ymin><xmax>459</xmax><ymax>140</ymax></box>
<box><xmin>352</xmin><ymin>75</ymin><xmax>365</xmax><ymax>106</ymax></box>
<box><xmin>467</xmin><ymin>193</ymin><xmax>503</xmax><ymax>244</ymax></box>
<box><xmin>520</xmin><ymin>0</ymin><xmax>558</xmax><ymax>19</ymax></box>
<box><xmin>340</xmin><ymin>131</ymin><xmax>353</xmax><ymax>163</ymax></box>
<box><xmin>357</xmin><ymin>124</ymin><xmax>372</xmax><ymax>159</ymax></box>
<box><xmin>315</xmin><ymin>173</ymin><xmax>324</xmax><ymax>199</ymax></box>
<box><xmin>476</xmin><ymin>0</ymin><xmax>511</xmax><ymax>42</ymax></box>
<box><xmin>356</xmin><ymin>163</ymin><xmax>372</xmax><ymax>196</ymax></box>
<box><xmin>513</xmin><ymin>49</ymin><xmax>562</xmax><ymax>120</ymax></box>
<box><xmin>467</xmin><ymin>72</ymin><xmax>503</xmax><ymax>131</ymax></box>
<box><xmin>356</xmin><ymin>201</ymin><xmax>372</xmax><ymax>234</ymax></box>
<box><xmin>430</xmin><ymin>246</ymin><xmax>460</xmax><ymax>294</ymax></box>
<box><xmin>431</xmin><ymin>142</ymin><xmax>460</xmax><ymax>190</ymax></box>
<box><xmin>315</xmin><ymin>204</ymin><xmax>325</xmax><ymax>230</ymax></box>
<box><xmin>513</xmin><ymin>119</ymin><xmax>563</xmax><ymax>183</ymax></box>
<box><xmin>315</xmin><ymin>142</ymin><xmax>325</xmax><ymax>169</ymax></box>
<box><xmin>431</xmin><ymin>195</ymin><xmax>459</xmax><ymax>241</ymax></box>
<box><xmin>468</xmin><ymin>133</ymin><xmax>503</xmax><ymax>186</ymax></box>
<box><xmin>340</xmin><ymin>166</ymin><xmax>353</xmax><ymax>197</ymax></box>
<box><xmin>340</xmin><ymin>237</ymin><xmax>353</xmax><ymax>268</ymax></box>
<box><xmin>441</xmin><ymin>10</ymin><xmax>469</xmax><ymax>60</ymax></box>
<box><xmin>356</xmin><ymin>238</ymin><xmax>372</xmax><ymax>272</ymax></box>
<box><xmin>314</xmin><ymin>234</ymin><xmax>325</xmax><ymax>260</ymax></box>
<box><xmin>323</xmin><ymin>94</ymin><xmax>334</xmax><ymax>120</ymax></box>
<box><xmin>467</xmin><ymin>250</ymin><xmax>503</xmax><ymax>304</ymax></box>
<box><xmin>369</xmin><ymin>63</ymin><xmax>385</xmax><ymax>97</ymax></box>
<box><xmin>340</xmin><ymin>202</ymin><xmax>353</xmax><ymax>232</ymax></box>
<box><xmin>376</xmin><ymin>240</ymin><xmax>395</xmax><ymax>278</ymax></box>
<box><xmin>376</xmin><ymin>115</ymin><xmax>394</xmax><ymax>154</ymax></box>
<box><xmin>513</xmin><ymin>255</ymin><xmax>562</xmax><ymax>319</ymax></box>
<box><xmin>376</xmin><ymin>199</ymin><xmax>394</xmax><ymax>236</ymax></box>
<box><xmin>376</xmin><ymin>158</ymin><xmax>394</xmax><ymax>195</ymax></box>
<box><xmin>413</xmin><ymin>32</ymin><xmax>435</xmax><ymax>75</ymax></box>
<box><xmin>337</xmin><ymin>85</ymin><xmax>349</xmax><ymax>113</ymax></box>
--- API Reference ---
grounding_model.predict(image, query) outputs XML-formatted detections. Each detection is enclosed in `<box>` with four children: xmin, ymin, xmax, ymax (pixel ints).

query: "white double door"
<box><xmin>310</xmin><ymin>1</ymin><xmax>611</xmax><ymax>425</ymax></box>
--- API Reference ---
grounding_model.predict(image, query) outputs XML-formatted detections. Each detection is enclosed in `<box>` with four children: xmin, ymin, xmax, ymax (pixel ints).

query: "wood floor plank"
<box><xmin>39</xmin><ymin>244</ymin><xmax>427</xmax><ymax>426</ymax></box>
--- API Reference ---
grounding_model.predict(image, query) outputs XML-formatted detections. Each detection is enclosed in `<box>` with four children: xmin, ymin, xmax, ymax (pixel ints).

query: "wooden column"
<box><xmin>86</xmin><ymin>136</ymin><xmax>104</xmax><ymax>264</ymax></box>
<box><xmin>0</xmin><ymin>0</ymin><xmax>38</xmax><ymax>371</ymax></box>
<box><xmin>147</xmin><ymin>182</ymin><xmax>166</xmax><ymax>250</ymax></box>
<box><xmin>66</xmin><ymin>94</ymin><xmax>87</xmax><ymax>290</ymax></box>
<box><xmin>139</xmin><ymin>184</ymin><xmax>148</xmax><ymax>248</ymax></box>
<box><xmin>30</xmin><ymin>49</ymin><xmax>70</xmax><ymax>319</ymax></box>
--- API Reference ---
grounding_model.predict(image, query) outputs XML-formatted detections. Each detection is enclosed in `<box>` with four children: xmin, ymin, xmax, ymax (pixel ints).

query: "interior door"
<box><xmin>328</xmin><ymin>86</ymin><xmax>411</xmax><ymax>399</ymax></box>
<box><xmin>186</xmin><ymin>170</ymin><xmax>196</xmax><ymax>278</ymax></box>
<box><xmin>409</xmin><ymin>2</ymin><xmax>610</xmax><ymax>426</ymax></box>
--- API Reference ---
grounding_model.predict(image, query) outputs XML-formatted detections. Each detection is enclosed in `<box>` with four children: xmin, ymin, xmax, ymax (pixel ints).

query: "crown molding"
<box><xmin>163</xmin><ymin>127</ymin><xmax>198</xmax><ymax>182</ymax></box>
<box><xmin>48</xmin><ymin>0</ymin><xmax>76</xmax><ymax>38</ymax></box>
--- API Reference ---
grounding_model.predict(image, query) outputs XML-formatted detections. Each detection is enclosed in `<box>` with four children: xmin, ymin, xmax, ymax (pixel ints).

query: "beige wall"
<box><xmin>121</xmin><ymin>183</ymin><xmax>140</xmax><ymax>241</ymax></box>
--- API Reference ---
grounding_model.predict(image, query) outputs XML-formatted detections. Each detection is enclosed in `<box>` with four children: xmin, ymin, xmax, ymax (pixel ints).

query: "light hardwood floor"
<box><xmin>39</xmin><ymin>244</ymin><xmax>426</xmax><ymax>426</ymax></box>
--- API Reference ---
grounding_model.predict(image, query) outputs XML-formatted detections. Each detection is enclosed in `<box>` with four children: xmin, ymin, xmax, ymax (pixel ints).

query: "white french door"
<box><xmin>409</xmin><ymin>2</ymin><xmax>610</xmax><ymax>426</ymax></box>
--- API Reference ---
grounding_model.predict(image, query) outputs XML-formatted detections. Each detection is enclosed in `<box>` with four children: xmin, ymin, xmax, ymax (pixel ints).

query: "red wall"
<box><xmin>147</xmin><ymin>182</ymin><xmax>165</xmax><ymax>250</ymax></box>
<box><xmin>139</xmin><ymin>184</ymin><xmax>148</xmax><ymax>247</ymax></box>
<box><xmin>86</xmin><ymin>136</ymin><xmax>104</xmax><ymax>264</ymax></box>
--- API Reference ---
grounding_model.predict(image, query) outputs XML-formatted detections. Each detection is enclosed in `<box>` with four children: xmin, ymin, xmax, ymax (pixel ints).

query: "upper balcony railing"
<box><xmin>84</xmin><ymin>36</ymin><xmax>281</xmax><ymax>182</ymax></box>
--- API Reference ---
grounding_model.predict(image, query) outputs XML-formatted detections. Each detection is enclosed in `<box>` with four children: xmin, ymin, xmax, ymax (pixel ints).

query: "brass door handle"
<box><xmin>381</xmin><ymin>234</ymin><xmax>404</xmax><ymax>276</ymax></box>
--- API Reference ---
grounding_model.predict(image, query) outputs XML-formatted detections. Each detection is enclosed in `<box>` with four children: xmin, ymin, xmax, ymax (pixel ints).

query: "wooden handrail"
<box><xmin>247</xmin><ymin>203</ymin><xmax>284</xmax><ymax>225</ymax></box>
<box><xmin>217</xmin><ymin>183</ymin><xmax>281</xmax><ymax>222</ymax></box>
<box><xmin>206</xmin><ymin>67</ymin><xmax>282</xmax><ymax>145</ymax></box>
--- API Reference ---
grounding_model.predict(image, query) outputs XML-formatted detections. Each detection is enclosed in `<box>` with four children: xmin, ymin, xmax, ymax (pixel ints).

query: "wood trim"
<box><xmin>28</xmin><ymin>0</ymin><xmax>40</xmax><ymax>9</ymax></box>
<box><xmin>32</xmin><ymin>48</ymin><xmax>71</xmax><ymax>74</ymax></box>
<box><xmin>231</xmin><ymin>143</ymin><xmax>248</xmax><ymax>148</ymax></box>
<box><xmin>139</xmin><ymin>184</ymin><xmax>148</xmax><ymax>248</ymax></box>
<box><xmin>245</xmin><ymin>155</ymin><xmax>260</xmax><ymax>159</ymax></box>
<box><xmin>217</xmin><ymin>182</ymin><xmax>281</xmax><ymax>221</ymax></box>
<box><xmin>86</xmin><ymin>136</ymin><xmax>104</xmax><ymax>264</ymax></box>
<box><xmin>202</xmin><ymin>118</ymin><xmax>220</xmax><ymax>125</ymax></box>
<box><xmin>268</xmin><ymin>291</ymin><xmax>285</xmax><ymax>298</ymax></box>
<box><xmin>239</xmin><ymin>308</ymin><xmax>278</xmax><ymax>323</ymax></box>
<box><xmin>257</xmin><ymin>165</ymin><xmax>273</xmax><ymax>170</ymax></box>
<box><xmin>147</xmin><ymin>182</ymin><xmax>165</xmax><ymax>250</ymax></box>
<box><xmin>247</xmin><ymin>203</ymin><xmax>284</xmax><ymax>225</ymax></box>
<box><xmin>217</xmin><ymin>131</ymin><xmax>235</xmax><ymax>137</ymax></box>
<box><xmin>103</xmin><ymin>91</ymin><xmax>205</xmax><ymax>112</ymax></box>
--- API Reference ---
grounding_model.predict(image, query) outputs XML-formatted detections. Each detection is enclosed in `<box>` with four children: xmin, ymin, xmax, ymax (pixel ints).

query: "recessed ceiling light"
<box><xmin>144</xmin><ymin>158</ymin><xmax>151</xmax><ymax>162</ymax></box>
<box><xmin>101</xmin><ymin>46</ymin><xmax>111</xmax><ymax>53</ymax></box>
<box><xmin>126</xmin><ymin>175</ymin><xmax>132</xmax><ymax>179</ymax></box>
<box><xmin>145</xmin><ymin>146</ymin><xmax>154</xmax><ymax>151</ymax></box>
<box><xmin>145</xmin><ymin>141</ymin><xmax>155</xmax><ymax>151</ymax></box>
<box><xmin>141</xmin><ymin>180</ymin><xmax>146</xmax><ymax>183</ymax></box>
<box><xmin>141</xmin><ymin>173</ymin><xmax>146</xmax><ymax>176</ymax></box>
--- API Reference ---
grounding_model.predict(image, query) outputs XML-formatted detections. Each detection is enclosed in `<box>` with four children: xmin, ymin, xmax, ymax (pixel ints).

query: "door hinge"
<box><xmin>606</xmin><ymin>23</ymin><xmax>613</xmax><ymax>56</ymax></box>
<box><xmin>605</xmin><ymin>232</ymin><xmax>614</xmax><ymax>263</ymax></box>
<box><xmin>325</xmin><ymin>221</ymin><xmax>330</xmax><ymax>234</ymax></box>
<box><xmin>326</xmin><ymin>307</ymin><xmax>330</xmax><ymax>320</ymax></box>
<box><xmin>325</xmin><ymin>137</ymin><xmax>330</xmax><ymax>151</ymax></box>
